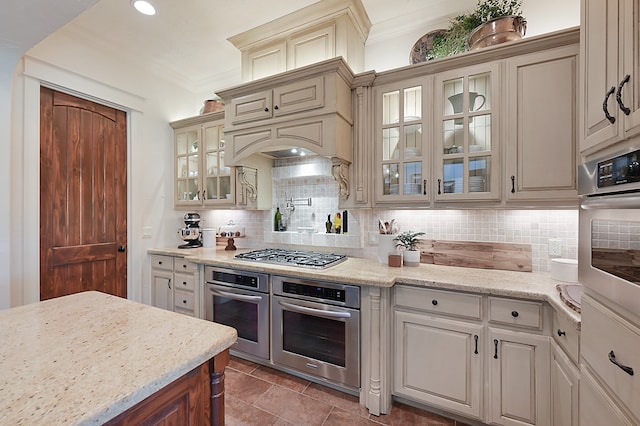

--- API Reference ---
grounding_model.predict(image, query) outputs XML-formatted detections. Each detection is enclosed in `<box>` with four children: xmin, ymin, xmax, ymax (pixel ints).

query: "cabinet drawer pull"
<box><xmin>202</xmin><ymin>190</ymin><xmax>207</xmax><ymax>200</ymax></box>
<box><xmin>493</xmin><ymin>339</ymin><xmax>499</xmax><ymax>359</ymax></box>
<box><xmin>608</xmin><ymin>350</ymin><xmax>634</xmax><ymax>376</ymax></box>
<box><xmin>431</xmin><ymin>299</ymin><xmax>438</xmax><ymax>306</ymax></box>
<box><xmin>167</xmin><ymin>279</ymin><xmax>171</xmax><ymax>290</ymax></box>
<box><xmin>437</xmin><ymin>178</ymin><xmax>442</xmax><ymax>195</ymax></box>
<box><xmin>557</xmin><ymin>329</ymin><xmax>566</xmax><ymax>337</ymax></box>
<box><xmin>474</xmin><ymin>334</ymin><xmax>479</xmax><ymax>355</ymax></box>
<box><xmin>423</xmin><ymin>179</ymin><xmax>427</xmax><ymax>195</ymax></box>
<box><xmin>511</xmin><ymin>310</ymin><xmax>519</xmax><ymax>318</ymax></box>
<box><xmin>603</xmin><ymin>86</ymin><xmax>616</xmax><ymax>124</ymax></box>
<box><xmin>616</xmin><ymin>74</ymin><xmax>631</xmax><ymax>115</ymax></box>
<box><xmin>510</xmin><ymin>175</ymin><xmax>515</xmax><ymax>193</ymax></box>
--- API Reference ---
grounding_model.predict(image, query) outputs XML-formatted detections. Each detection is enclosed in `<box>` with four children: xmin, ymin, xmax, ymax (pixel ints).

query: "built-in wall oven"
<box><xmin>578</xmin><ymin>146</ymin><xmax>640</xmax><ymax>316</ymax></box>
<box><xmin>271</xmin><ymin>275</ymin><xmax>360</xmax><ymax>391</ymax></box>
<box><xmin>204</xmin><ymin>266</ymin><xmax>270</xmax><ymax>359</ymax></box>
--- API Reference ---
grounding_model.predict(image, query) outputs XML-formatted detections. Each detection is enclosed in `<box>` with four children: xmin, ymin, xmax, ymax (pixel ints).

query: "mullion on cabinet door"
<box><xmin>381</xmin><ymin>85</ymin><xmax>424</xmax><ymax>198</ymax></box>
<box><xmin>176</xmin><ymin>128</ymin><xmax>200</xmax><ymax>203</ymax></box>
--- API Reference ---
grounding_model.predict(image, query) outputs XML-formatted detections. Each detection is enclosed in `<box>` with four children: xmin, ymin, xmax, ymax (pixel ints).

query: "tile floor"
<box><xmin>225</xmin><ymin>356</ymin><xmax>471</xmax><ymax>426</ymax></box>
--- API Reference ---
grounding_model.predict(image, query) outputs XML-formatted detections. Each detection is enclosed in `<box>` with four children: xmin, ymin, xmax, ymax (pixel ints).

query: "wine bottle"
<box><xmin>274</xmin><ymin>207</ymin><xmax>282</xmax><ymax>232</ymax></box>
<box><xmin>325</xmin><ymin>214</ymin><xmax>332</xmax><ymax>233</ymax></box>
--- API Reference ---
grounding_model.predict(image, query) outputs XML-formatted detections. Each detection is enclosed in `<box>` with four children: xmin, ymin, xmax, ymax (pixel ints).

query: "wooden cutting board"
<box><xmin>420</xmin><ymin>240</ymin><xmax>532</xmax><ymax>272</ymax></box>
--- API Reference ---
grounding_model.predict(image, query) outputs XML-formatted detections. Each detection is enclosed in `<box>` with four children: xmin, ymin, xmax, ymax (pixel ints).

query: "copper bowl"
<box><xmin>466</xmin><ymin>16</ymin><xmax>527</xmax><ymax>51</ymax></box>
<box><xmin>201</xmin><ymin>99</ymin><xmax>224</xmax><ymax>114</ymax></box>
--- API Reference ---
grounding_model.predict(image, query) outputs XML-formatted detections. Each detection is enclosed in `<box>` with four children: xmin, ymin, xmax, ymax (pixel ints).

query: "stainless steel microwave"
<box><xmin>578</xmin><ymin>146</ymin><xmax>640</xmax><ymax>316</ymax></box>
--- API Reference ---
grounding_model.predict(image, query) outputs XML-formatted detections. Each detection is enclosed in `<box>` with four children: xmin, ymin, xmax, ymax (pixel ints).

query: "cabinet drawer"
<box><xmin>174</xmin><ymin>290</ymin><xmax>195</xmax><ymax>311</ymax></box>
<box><xmin>150</xmin><ymin>255</ymin><xmax>173</xmax><ymax>271</ymax></box>
<box><xmin>488</xmin><ymin>297</ymin><xmax>542</xmax><ymax>330</ymax></box>
<box><xmin>553</xmin><ymin>311</ymin><xmax>580</xmax><ymax>363</ymax></box>
<box><xmin>175</xmin><ymin>258</ymin><xmax>197</xmax><ymax>274</ymax></box>
<box><xmin>174</xmin><ymin>272</ymin><xmax>195</xmax><ymax>292</ymax></box>
<box><xmin>581</xmin><ymin>296</ymin><xmax>640</xmax><ymax>420</ymax></box>
<box><xmin>395</xmin><ymin>286</ymin><xmax>482</xmax><ymax>320</ymax></box>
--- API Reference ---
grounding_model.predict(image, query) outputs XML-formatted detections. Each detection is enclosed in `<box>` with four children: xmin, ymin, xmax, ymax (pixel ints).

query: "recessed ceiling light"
<box><xmin>132</xmin><ymin>0</ymin><xmax>156</xmax><ymax>15</ymax></box>
<box><xmin>291</xmin><ymin>148</ymin><xmax>298</xmax><ymax>154</ymax></box>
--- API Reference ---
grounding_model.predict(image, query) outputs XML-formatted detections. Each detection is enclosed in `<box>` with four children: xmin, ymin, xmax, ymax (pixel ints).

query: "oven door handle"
<box><xmin>581</xmin><ymin>192</ymin><xmax>640</xmax><ymax>209</ymax></box>
<box><xmin>278</xmin><ymin>300</ymin><xmax>352</xmax><ymax>319</ymax></box>
<box><xmin>210</xmin><ymin>288</ymin><xmax>263</xmax><ymax>302</ymax></box>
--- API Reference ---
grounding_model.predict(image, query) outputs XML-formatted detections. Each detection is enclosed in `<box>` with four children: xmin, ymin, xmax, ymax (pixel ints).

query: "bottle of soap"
<box><xmin>274</xmin><ymin>207</ymin><xmax>282</xmax><ymax>232</ymax></box>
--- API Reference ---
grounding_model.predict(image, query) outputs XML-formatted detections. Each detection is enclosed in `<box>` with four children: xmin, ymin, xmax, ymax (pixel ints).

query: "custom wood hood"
<box><xmin>217</xmin><ymin>57</ymin><xmax>356</xmax><ymax>199</ymax></box>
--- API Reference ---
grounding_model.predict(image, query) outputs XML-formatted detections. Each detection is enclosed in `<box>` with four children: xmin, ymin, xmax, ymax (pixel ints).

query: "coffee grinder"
<box><xmin>178</xmin><ymin>212</ymin><xmax>202</xmax><ymax>249</ymax></box>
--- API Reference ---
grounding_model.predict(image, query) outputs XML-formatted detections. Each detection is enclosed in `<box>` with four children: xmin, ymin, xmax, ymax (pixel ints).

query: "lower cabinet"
<box><xmin>551</xmin><ymin>342</ymin><xmax>580</xmax><ymax>426</ymax></box>
<box><xmin>394</xmin><ymin>311</ymin><xmax>484</xmax><ymax>419</ymax></box>
<box><xmin>150</xmin><ymin>254</ymin><xmax>201</xmax><ymax>317</ymax></box>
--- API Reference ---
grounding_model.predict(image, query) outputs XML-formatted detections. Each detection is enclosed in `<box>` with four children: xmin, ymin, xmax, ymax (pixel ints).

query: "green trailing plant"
<box><xmin>393</xmin><ymin>231</ymin><xmax>426</xmax><ymax>251</ymax></box>
<box><xmin>429</xmin><ymin>0</ymin><xmax>525</xmax><ymax>59</ymax></box>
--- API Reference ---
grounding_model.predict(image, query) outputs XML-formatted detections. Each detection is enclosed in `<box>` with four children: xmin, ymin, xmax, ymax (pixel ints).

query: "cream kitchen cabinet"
<box><xmin>393</xmin><ymin>286</ymin><xmax>484</xmax><ymax>420</ymax></box>
<box><xmin>171</xmin><ymin>112</ymin><xmax>234</xmax><ymax>207</ymax></box>
<box><xmin>551</xmin><ymin>342</ymin><xmax>580</xmax><ymax>426</ymax></box>
<box><xmin>580</xmin><ymin>0</ymin><xmax>640</xmax><ymax>156</ymax></box>
<box><xmin>580</xmin><ymin>293</ymin><xmax>640</xmax><ymax>425</ymax></box>
<box><xmin>150</xmin><ymin>254</ymin><xmax>201</xmax><ymax>318</ymax></box>
<box><xmin>505</xmin><ymin>45</ymin><xmax>579</xmax><ymax>205</ymax></box>
<box><xmin>435</xmin><ymin>63</ymin><xmax>501</xmax><ymax>202</ymax></box>
<box><xmin>374</xmin><ymin>77</ymin><xmax>431</xmax><ymax>204</ymax></box>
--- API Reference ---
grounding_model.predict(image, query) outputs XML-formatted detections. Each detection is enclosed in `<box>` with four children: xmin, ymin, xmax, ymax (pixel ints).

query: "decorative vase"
<box><xmin>466</xmin><ymin>15</ymin><xmax>527</xmax><ymax>51</ymax></box>
<box><xmin>403</xmin><ymin>250</ymin><xmax>421</xmax><ymax>267</ymax></box>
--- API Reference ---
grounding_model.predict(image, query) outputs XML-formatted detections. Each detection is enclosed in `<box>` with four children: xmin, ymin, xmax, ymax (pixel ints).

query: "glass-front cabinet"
<box><xmin>173</xmin><ymin>113</ymin><xmax>234</xmax><ymax>207</ymax></box>
<box><xmin>375</xmin><ymin>77</ymin><xmax>430</xmax><ymax>204</ymax></box>
<box><xmin>435</xmin><ymin>63</ymin><xmax>500</xmax><ymax>201</ymax></box>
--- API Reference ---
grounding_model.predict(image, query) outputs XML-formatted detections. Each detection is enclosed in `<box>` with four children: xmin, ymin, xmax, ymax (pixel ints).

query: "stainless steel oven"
<box><xmin>204</xmin><ymin>266</ymin><xmax>270</xmax><ymax>359</ymax></box>
<box><xmin>578</xmin><ymin>146</ymin><xmax>640</xmax><ymax>316</ymax></box>
<box><xmin>271</xmin><ymin>275</ymin><xmax>360</xmax><ymax>390</ymax></box>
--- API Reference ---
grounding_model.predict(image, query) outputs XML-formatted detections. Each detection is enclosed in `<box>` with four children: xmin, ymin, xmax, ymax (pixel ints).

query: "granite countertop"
<box><xmin>0</xmin><ymin>291</ymin><xmax>237</xmax><ymax>425</ymax></box>
<box><xmin>150</xmin><ymin>247</ymin><xmax>582</xmax><ymax>328</ymax></box>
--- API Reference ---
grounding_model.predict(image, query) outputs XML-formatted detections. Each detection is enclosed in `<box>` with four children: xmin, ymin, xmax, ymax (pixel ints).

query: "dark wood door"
<box><xmin>40</xmin><ymin>87</ymin><xmax>127</xmax><ymax>300</ymax></box>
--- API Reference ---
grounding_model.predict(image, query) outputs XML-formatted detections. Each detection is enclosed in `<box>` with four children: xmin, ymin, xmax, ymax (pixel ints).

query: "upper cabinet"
<box><xmin>580</xmin><ymin>0</ymin><xmax>640</xmax><ymax>156</ymax></box>
<box><xmin>228</xmin><ymin>0</ymin><xmax>371</xmax><ymax>82</ymax></box>
<box><xmin>435</xmin><ymin>63</ymin><xmax>501</xmax><ymax>202</ymax></box>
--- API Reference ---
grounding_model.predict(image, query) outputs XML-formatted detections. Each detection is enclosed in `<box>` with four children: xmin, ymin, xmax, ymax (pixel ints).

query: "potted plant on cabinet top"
<box><xmin>394</xmin><ymin>231</ymin><xmax>426</xmax><ymax>267</ymax></box>
<box><xmin>430</xmin><ymin>0</ymin><xmax>526</xmax><ymax>59</ymax></box>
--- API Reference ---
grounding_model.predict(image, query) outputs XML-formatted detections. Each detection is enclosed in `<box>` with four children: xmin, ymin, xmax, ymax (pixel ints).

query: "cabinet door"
<box><xmin>288</xmin><ymin>24</ymin><xmax>335</xmax><ymax>70</ymax></box>
<box><xmin>580</xmin><ymin>0</ymin><xmax>621</xmax><ymax>154</ymax></box>
<box><xmin>394</xmin><ymin>311</ymin><xmax>483</xmax><ymax>420</ymax></box>
<box><xmin>174</xmin><ymin>124</ymin><xmax>201</xmax><ymax>206</ymax></box>
<box><xmin>244</xmin><ymin>40</ymin><xmax>287</xmax><ymax>82</ymax></box>
<box><xmin>374</xmin><ymin>78</ymin><xmax>430</xmax><ymax>204</ymax></box>
<box><xmin>580</xmin><ymin>367</ymin><xmax>636</xmax><ymax>426</ymax></box>
<box><xmin>435</xmin><ymin>63</ymin><xmax>501</xmax><ymax>201</ymax></box>
<box><xmin>620</xmin><ymin>0</ymin><xmax>640</xmax><ymax>140</ymax></box>
<box><xmin>151</xmin><ymin>269</ymin><xmax>173</xmax><ymax>311</ymax></box>
<box><xmin>228</xmin><ymin>90</ymin><xmax>274</xmax><ymax>125</ymax></box>
<box><xmin>202</xmin><ymin>121</ymin><xmax>234</xmax><ymax>205</ymax></box>
<box><xmin>488</xmin><ymin>328</ymin><xmax>550</xmax><ymax>426</ymax></box>
<box><xmin>273</xmin><ymin>76</ymin><xmax>325</xmax><ymax>118</ymax></box>
<box><xmin>551</xmin><ymin>343</ymin><xmax>579</xmax><ymax>426</ymax></box>
<box><xmin>506</xmin><ymin>46</ymin><xmax>578</xmax><ymax>203</ymax></box>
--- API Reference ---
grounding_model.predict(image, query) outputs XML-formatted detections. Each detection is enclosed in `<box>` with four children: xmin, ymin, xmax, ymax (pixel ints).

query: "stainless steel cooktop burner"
<box><xmin>235</xmin><ymin>248</ymin><xmax>347</xmax><ymax>269</ymax></box>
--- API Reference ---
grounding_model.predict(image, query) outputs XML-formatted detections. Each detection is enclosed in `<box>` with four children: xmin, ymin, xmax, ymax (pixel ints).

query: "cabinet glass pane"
<box><xmin>206</xmin><ymin>177</ymin><xmax>218</xmax><ymax>199</ymax></box>
<box><xmin>443</xmin><ymin>120</ymin><xmax>464</xmax><ymax>154</ymax></box>
<box><xmin>204</xmin><ymin>126</ymin><xmax>220</xmax><ymax>151</ymax></box>
<box><xmin>382</xmin><ymin>91</ymin><xmax>400</xmax><ymax>125</ymax></box>
<box><xmin>220</xmin><ymin>176</ymin><xmax>231</xmax><ymax>199</ymax></box>
<box><xmin>176</xmin><ymin>134</ymin><xmax>188</xmax><ymax>155</ymax></box>
<box><xmin>383</xmin><ymin>163</ymin><xmax>400</xmax><ymax>195</ymax></box>
<box><xmin>383</xmin><ymin>127</ymin><xmax>400</xmax><ymax>160</ymax></box>
<box><xmin>469</xmin><ymin>73</ymin><xmax>491</xmax><ymax>112</ymax></box>
<box><xmin>443</xmin><ymin>159</ymin><xmax>464</xmax><ymax>194</ymax></box>
<box><xmin>178</xmin><ymin>179</ymin><xmax>199</xmax><ymax>201</ymax></box>
<box><xmin>189</xmin><ymin>154</ymin><xmax>199</xmax><ymax>177</ymax></box>
<box><xmin>207</xmin><ymin>152</ymin><xmax>218</xmax><ymax>175</ymax></box>
<box><xmin>469</xmin><ymin>156</ymin><xmax>491</xmax><ymax>192</ymax></box>
<box><xmin>443</xmin><ymin>78</ymin><xmax>464</xmax><ymax>116</ymax></box>
<box><xmin>470</xmin><ymin>114</ymin><xmax>491</xmax><ymax>151</ymax></box>
<box><xmin>404</xmin><ymin>124</ymin><xmax>422</xmax><ymax>155</ymax></box>
<box><xmin>404</xmin><ymin>162</ymin><xmax>422</xmax><ymax>195</ymax></box>
<box><xmin>178</xmin><ymin>157</ymin><xmax>188</xmax><ymax>178</ymax></box>
<box><xmin>404</xmin><ymin>86</ymin><xmax>422</xmax><ymax>120</ymax></box>
<box><xmin>220</xmin><ymin>151</ymin><xmax>230</xmax><ymax>174</ymax></box>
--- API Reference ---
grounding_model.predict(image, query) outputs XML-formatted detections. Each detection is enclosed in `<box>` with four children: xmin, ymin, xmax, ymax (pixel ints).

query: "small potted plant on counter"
<box><xmin>394</xmin><ymin>230</ymin><xmax>426</xmax><ymax>267</ymax></box>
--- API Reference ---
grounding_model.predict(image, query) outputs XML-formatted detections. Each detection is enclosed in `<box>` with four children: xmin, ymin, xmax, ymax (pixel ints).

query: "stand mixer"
<box><xmin>178</xmin><ymin>212</ymin><xmax>202</xmax><ymax>249</ymax></box>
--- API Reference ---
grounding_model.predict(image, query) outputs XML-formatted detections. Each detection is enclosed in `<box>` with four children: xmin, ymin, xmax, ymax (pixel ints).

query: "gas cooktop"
<box><xmin>235</xmin><ymin>248</ymin><xmax>347</xmax><ymax>269</ymax></box>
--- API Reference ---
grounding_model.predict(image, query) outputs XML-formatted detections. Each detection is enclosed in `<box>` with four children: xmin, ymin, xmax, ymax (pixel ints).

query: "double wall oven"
<box><xmin>203</xmin><ymin>249</ymin><xmax>360</xmax><ymax>392</ymax></box>
<box><xmin>578</xmin><ymin>146</ymin><xmax>640</xmax><ymax>316</ymax></box>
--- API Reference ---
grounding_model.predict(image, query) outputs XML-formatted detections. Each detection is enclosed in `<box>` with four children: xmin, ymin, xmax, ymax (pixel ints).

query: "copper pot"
<box><xmin>466</xmin><ymin>16</ymin><xmax>527</xmax><ymax>51</ymax></box>
<box><xmin>201</xmin><ymin>99</ymin><xmax>224</xmax><ymax>114</ymax></box>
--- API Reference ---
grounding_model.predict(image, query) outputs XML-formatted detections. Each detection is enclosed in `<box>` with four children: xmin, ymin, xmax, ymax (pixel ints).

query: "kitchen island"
<box><xmin>0</xmin><ymin>291</ymin><xmax>237</xmax><ymax>425</ymax></box>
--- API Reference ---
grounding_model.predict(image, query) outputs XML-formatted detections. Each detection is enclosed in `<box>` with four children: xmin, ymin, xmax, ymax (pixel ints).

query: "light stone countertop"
<box><xmin>149</xmin><ymin>247</ymin><xmax>581</xmax><ymax>328</ymax></box>
<box><xmin>0</xmin><ymin>291</ymin><xmax>237</xmax><ymax>425</ymax></box>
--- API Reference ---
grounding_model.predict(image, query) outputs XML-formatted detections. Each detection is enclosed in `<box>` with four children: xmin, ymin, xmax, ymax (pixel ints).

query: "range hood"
<box><xmin>216</xmin><ymin>58</ymin><xmax>356</xmax><ymax>200</ymax></box>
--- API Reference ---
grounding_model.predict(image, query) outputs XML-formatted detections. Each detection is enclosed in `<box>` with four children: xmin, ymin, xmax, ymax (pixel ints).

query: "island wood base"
<box><xmin>105</xmin><ymin>349</ymin><xmax>230</xmax><ymax>426</ymax></box>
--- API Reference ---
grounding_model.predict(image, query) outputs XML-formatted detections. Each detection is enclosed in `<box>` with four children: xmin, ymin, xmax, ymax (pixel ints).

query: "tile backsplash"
<box><xmin>198</xmin><ymin>156</ymin><xmax>578</xmax><ymax>272</ymax></box>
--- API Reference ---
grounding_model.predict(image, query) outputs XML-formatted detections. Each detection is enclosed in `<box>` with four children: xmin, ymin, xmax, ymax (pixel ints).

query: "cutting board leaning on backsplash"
<box><xmin>420</xmin><ymin>240</ymin><xmax>533</xmax><ymax>272</ymax></box>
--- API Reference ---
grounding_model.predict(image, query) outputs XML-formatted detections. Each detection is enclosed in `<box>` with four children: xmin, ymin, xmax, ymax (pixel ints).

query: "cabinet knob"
<box><xmin>118</xmin><ymin>245</ymin><xmax>126</xmax><ymax>252</ymax></box>
<box><xmin>432</xmin><ymin>299</ymin><xmax>438</xmax><ymax>306</ymax></box>
<box><xmin>183</xmin><ymin>264</ymin><xmax>187</xmax><ymax>268</ymax></box>
<box><xmin>511</xmin><ymin>310</ymin><xmax>519</xmax><ymax>318</ymax></box>
<box><xmin>182</xmin><ymin>300</ymin><xmax>187</xmax><ymax>304</ymax></box>
<box><xmin>264</xmin><ymin>107</ymin><xmax>269</xmax><ymax>112</ymax></box>
<box><xmin>274</xmin><ymin>105</ymin><xmax>279</xmax><ymax>110</ymax></box>
<box><xmin>557</xmin><ymin>329</ymin><xmax>566</xmax><ymax>337</ymax></box>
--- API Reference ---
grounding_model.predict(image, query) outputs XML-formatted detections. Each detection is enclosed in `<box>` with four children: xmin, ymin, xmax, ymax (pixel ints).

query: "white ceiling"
<box><xmin>2</xmin><ymin>0</ymin><xmax>474</xmax><ymax>92</ymax></box>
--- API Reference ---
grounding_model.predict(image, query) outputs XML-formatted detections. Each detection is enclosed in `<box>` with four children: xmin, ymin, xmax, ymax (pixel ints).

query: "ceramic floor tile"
<box><xmin>374</xmin><ymin>402</ymin><xmax>456</xmax><ymax>426</ymax></box>
<box><xmin>225</xmin><ymin>368</ymin><xmax>273</xmax><ymax>405</ymax></box>
<box><xmin>253</xmin><ymin>384</ymin><xmax>333</xmax><ymax>425</ymax></box>
<box><xmin>323</xmin><ymin>407</ymin><xmax>381</xmax><ymax>425</ymax></box>
<box><xmin>303</xmin><ymin>382</ymin><xmax>370</xmax><ymax>418</ymax></box>
<box><xmin>228</xmin><ymin>356</ymin><xmax>260</xmax><ymax>374</ymax></box>
<box><xmin>225</xmin><ymin>395</ymin><xmax>279</xmax><ymax>426</ymax></box>
<box><xmin>251</xmin><ymin>364</ymin><xmax>312</xmax><ymax>393</ymax></box>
